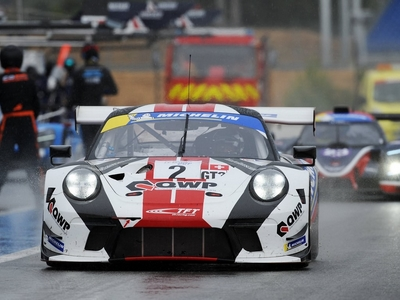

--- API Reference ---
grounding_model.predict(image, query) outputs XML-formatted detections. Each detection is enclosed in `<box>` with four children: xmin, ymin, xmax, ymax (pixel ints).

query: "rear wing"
<box><xmin>371</xmin><ymin>113</ymin><xmax>400</xmax><ymax>121</ymax></box>
<box><xmin>246</xmin><ymin>107</ymin><xmax>315</xmax><ymax>126</ymax></box>
<box><xmin>75</xmin><ymin>106</ymin><xmax>128</xmax><ymax>125</ymax></box>
<box><xmin>75</xmin><ymin>105</ymin><xmax>315</xmax><ymax>130</ymax></box>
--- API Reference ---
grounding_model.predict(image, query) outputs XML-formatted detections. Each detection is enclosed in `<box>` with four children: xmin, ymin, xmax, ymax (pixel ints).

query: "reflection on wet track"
<box><xmin>0</xmin><ymin>209</ymin><xmax>41</xmax><ymax>255</ymax></box>
<box><xmin>0</xmin><ymin>170</ymin><xmax>42</xmax><ymax>256</ymax></box>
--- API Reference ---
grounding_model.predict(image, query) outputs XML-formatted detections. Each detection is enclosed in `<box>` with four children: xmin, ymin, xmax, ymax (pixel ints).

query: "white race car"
<box><xmin>41</xmin><ymin>104</ymin><xmax>319</xmax><ymax>268</ymax></box>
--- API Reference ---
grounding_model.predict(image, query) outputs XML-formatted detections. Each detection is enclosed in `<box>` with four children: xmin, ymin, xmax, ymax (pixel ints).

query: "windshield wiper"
<box><xmin>178</xmin><ymin>114</ymin><xmax>189</xmax><ymax>156</ymax></box>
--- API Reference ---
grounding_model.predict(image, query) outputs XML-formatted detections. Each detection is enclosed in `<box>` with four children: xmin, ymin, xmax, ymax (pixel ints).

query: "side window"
<box><xmin>95</xmin><ymin>130</ymin><xmax>116</xmax><ymax>158</ymax></box>
<box><xmin>253</xmin><ymin>131</ymin><xmax>269</xmax><ymax>159</ymax></box>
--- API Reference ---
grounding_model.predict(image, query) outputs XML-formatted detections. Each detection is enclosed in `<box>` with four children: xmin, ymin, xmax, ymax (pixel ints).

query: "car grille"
<box><xmin>111</xmin><ymin>228</ymin><xmax>235</xmax><ymax>260</ymax></box>
<box><xmin>85</xmin><ymin>220</ymin><xmax>263</xmax><ymax>262</ymax></box>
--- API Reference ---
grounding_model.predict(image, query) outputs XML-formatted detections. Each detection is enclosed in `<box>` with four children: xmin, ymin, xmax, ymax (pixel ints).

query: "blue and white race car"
<box><xmin>41</xmin><ymin>104</ymin><xmax>319</xmax><ymax>268</ymax></box>
<box><xmin>37</xmin><ymin>120</ymin><xmax>82</xmax><ymax>169</ymax></box>
<box><xmin>286</xmin><ymin>107</ymin><xmax>387</xmax><ymax>194</ymax></box>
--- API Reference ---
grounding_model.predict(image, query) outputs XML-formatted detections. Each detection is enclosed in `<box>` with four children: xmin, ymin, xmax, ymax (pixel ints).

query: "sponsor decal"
<box><xmin>108</xmin><ymin>2</ymin><xmax>130</xmax><ymax>11</ymax></box>
<box><xmin>3</xmin><ymin>73</ymin><xmax>28</xmax><ymax>83</ymax></box>
<box><xmin>210</xmin><ymin>164</ymin><xmax>229</xmax><ymax>171</ymax></box>
<box><xmin>284</xmin><ymin>235</ymin><xmax>306</xmax><ymax>251</ymax></box>
<box><xmin>201</xmin><ymin>162</ymin><xmax>229</xmax><ymax>179</ymax></box>
<box><xmin>46</xmin><ymin>198</ymin><xmax>71</xmax><ymax>232</ymax></box>
<box><xmin>48</xmin><ymin>236</ymin><xmax>65</xmax><ymax>252</ymax></box>
<box><xmin>323</xmin><ymin>148</ymin><xmax>350</xmax><ymax>158</ymax></box>
<box><xmin>114</xmin><ymin>111</ymin><xmax>265</xmax><ymax>131</ymax></box>
<box><xmin>277</xmin><ymin>202</ymin><xmax>304</xmax><ymax>237</ymax></box>
<box><xmin>135</xmin><ymin>157</ymin><xmax>211</xmax><ymax>228</ymax></box>
<box><xmin>128</xmin><ymin>113</ymin><xmax>154</xmax><ymax>123</ymax></box>
<box><xmin>155</xmin><ymin>112</ymin><xmax>240</xmax><ymax>121</ymax></box>
<box><xmin>127</xmin><ymin>180</ymin><xmax>217</xmax><ymax>191</ymax></box>
<box><xmin>201</xmin><ymin>170</ymin><xmax>226</xmax><ymax>179</ymax></box>
<box><xmin>226</xmin><ymin>158</ymin><xmax>257</xmax><ymax>171</ymax></box>
<box><xmin>146</xmin><ymin>208</ymin><xmax>200</xmax><ymax>216</ymax></box>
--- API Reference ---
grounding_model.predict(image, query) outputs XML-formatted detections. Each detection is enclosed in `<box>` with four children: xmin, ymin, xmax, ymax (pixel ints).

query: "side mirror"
<box><xmin>293</xmin><ymin>145</ymin><xmax>316</xmax><ymax>166</ymax></box>
<box><xmin>50</xmin><ymin>145</ymin><xmax>71</xmax><ymax>166</ymax></box>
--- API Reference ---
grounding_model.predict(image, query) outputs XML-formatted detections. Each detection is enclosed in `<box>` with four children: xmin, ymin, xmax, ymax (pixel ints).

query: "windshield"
<box><xmin>91</xmin><ymin>113</ymin><xmax>272</xmax><ymax>160</ymax></box>
<box><xmin>172</xmin><ymin>44</ymin><xmax>256</xmax><ymax>79</ymax></box>
<box><xmin>373</xmin><ymin>80</ymin><xmax>400</xmax><ymax>102</ymax></box>
<box><xmin>297</xmin><ymin>122</ymin><xmax>385</xmax><ymax>147</ymax></box>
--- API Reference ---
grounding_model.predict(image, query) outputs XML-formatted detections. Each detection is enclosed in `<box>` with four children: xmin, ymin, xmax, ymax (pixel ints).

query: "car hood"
<box><xmin>90</xmin><ymin>156</ymin><xmax>270</xmax><ymax>199</ymax></box>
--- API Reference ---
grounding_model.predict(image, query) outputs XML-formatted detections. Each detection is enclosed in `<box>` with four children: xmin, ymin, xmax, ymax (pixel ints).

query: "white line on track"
<box><xmin>0</xmin><ymin>247</ymin><xmax>40</xmax><ymax>263</ymax></box>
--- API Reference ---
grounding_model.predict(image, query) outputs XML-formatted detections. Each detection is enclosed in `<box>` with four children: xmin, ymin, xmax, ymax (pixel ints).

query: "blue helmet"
<box><xmin>64</xmin><ymin>57</ymin><xmax>76</xmax><ymax>72</ymax></box>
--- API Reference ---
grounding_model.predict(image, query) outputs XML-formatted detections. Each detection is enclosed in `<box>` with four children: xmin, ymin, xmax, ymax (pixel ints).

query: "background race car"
<box><xmin>37</xmin><ymin>108</ymin><xmax>84</xmax><ymax>170</ymax></box>
<box><xmin>277</xmin><ymin>107</ymin><xmax>387</xmax><ymax>196</ymax></box>
<box><xmin>41</xmin><ymin>104</ymin><xmax>319</xmax><ymax>268</ymax></box>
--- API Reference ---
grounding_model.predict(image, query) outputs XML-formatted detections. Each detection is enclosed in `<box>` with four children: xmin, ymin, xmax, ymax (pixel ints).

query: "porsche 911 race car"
<box><xmin>290</xmin><ymin>107</ymin><xmax>387</xmax><ymax>194</ymax></box>
<box><xmin>41</xmin><ymin>104</ymin><xmax>319</xmax><ymax>267</ymax></box>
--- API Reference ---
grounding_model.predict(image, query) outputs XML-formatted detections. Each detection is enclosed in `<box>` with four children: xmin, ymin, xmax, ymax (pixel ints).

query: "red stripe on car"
<box><xmin>154</xmin><ymin>104</ymin><xmax>184</xmax><ymax>112</ymax></box>
<box><xmin>186</xmin><ymin>103</ymin><xmax>216</xmax><ymax>112</ymax></box>
<box><xmin>153</xmin><ymin>103</ymin><xmax>216</xmax><ymax>112</ymax></box>
<box><xmin>136</xmin><ymin>157</ymin><xmax>211</xmax><ymax>228</ymax></box>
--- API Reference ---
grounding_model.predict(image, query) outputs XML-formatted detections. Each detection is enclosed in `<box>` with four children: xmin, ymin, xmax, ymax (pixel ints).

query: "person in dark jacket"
<box><xmin>0</xmin><ymin>45</ymin><xmax>41</xmax><ymax>196</ymax></box>
<box><xmin>69</xmin><ymin>43</ymin><xmax>118</xmax><ymax>155</ymax></box>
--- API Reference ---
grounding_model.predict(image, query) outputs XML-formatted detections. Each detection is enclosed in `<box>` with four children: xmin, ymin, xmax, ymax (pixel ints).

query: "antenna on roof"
<box><xmin>187</xmin><ymin>54</ymin><xmax>192</xmax><ymax>105</ymax></box>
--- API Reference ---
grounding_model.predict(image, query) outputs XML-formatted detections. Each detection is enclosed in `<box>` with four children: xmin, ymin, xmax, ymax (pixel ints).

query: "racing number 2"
<box><xmin>168</xmin><ymin>165</ymin><xmax>185</xmax><ymax>178</ymax></box>
<box><xmin>153</xmin><ymin>160</ymin><xmax>202</xmax><ymax>179</ymax></box>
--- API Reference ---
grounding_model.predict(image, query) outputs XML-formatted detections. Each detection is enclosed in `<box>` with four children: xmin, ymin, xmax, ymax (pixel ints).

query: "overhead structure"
<box><xmin>0</xmin><ymin>1</ymin><xmax>221</xmax><ymax>48</ymax></box>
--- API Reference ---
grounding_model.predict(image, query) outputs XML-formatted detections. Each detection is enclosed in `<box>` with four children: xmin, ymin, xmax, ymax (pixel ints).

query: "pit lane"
<box><xmin>0</xmin><ymin>171</ymin><xmax>399</xmax><ymax>300</ymax></box>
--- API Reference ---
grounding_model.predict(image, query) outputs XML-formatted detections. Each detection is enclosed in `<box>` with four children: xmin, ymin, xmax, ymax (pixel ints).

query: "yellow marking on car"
<box><xmin>101</xmin><ymin>115</ymin><xmax>131</xmax><ymax>132</ymax></box>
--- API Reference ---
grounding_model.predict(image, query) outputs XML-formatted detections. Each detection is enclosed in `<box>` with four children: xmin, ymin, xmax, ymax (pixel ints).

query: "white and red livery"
<box><xmin>41</xmin><ymin>103</ymin><xmax>318</xmax><ymax>268</ymax></box>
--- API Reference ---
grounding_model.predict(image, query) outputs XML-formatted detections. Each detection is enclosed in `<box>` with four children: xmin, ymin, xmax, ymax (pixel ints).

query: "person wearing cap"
<box><xmin>0</xmin><ymin>45</ymin><xmax>41</xmax><ymax>197</ymax></box>
<box><xmin>68</xmin><ymin>43</ymin><xmax>118</xmax><ymax>155</ymax></box>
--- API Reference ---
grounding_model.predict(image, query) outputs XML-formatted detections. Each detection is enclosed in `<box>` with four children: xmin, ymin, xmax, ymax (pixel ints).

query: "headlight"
<box><xmin>63</xmin><ymin>168</ymin><xmax>101</xmax><ymax>200</ymax></box>
<box><xmin>385</xmin><ymin>161</ymin><xmax>400</xmax><ymax>177</ymax></box>
<box><xmin>251</xmin><ymin>168</ymin><xmax>288</xmax><ymax>201</ymax></box>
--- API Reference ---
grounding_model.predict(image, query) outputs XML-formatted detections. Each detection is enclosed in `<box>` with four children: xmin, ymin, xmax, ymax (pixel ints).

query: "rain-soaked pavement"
<box><xmin>0</xmin><ymin>170</ymin><xmax>42</xmax><ymax>255</ymax></box>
